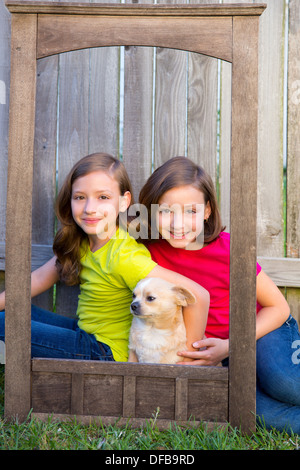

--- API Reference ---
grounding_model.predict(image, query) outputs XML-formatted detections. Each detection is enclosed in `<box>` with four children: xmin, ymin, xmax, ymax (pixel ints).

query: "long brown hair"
<box><xmin>139</xmin><ymin>156</ymin><xmax>225</xmax><ymax>243</ymax></box>
<box><xmin>53</xmin><ymin>153</ymin><xmax>134</xmax><ymax>285</ymax></box>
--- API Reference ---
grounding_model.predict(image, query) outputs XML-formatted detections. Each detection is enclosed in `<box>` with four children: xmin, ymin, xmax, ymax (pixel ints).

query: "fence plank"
<box><xmin>187</xmin><ymin>51</ymin><xmax>218</xmax><ymax>180</ymax></box>
<box><xmin>229</xmin><ymin>14</ymin><xmax>259</xmax><ymax>433</ymax></box>
<box><xmin>4</xmin><ymin>12</ymin><xmax>37</xmax><ymax>421</ymax></box>
<box><xmin>0</xmin><ymin>0</ymin><xmax>10</xmax><ymax>245</ymax></box>
<box><xmin>287</xmin><ymin>0</ymin><xmax>300</xmax><ymax>259</ymax></box>
<box><xmin>256</xmin><ymin>0</ymin><xmax>286</xmax><ymax>257</ymax></box>
<box><xmin>0</xmin><ymin>0</ymin><xmax>10</xmax><ymax>293</ymax></box>
<box><xmin>187</xmin><ymin>0</ymin><xmax>218</xmax><ymax>182</ymax></box>
<box><xmin>219</xmin><ymin>58</ymin><xmax>231</xmax><ymax>230</ymax></box>
<box><xmin>219</xmin><ymin>0</ymin><xmax>240</xmax><ymax>232</ymax></box>
<box><xmin>123</xmin><ymin>0</ymin><xmax>154</xmax><ymax>202</ymax></box>
<box><xmin>31</xmin><ymin>55</ymin><xmax>58</xmax><ymax>310</ymax></box>
<box><xmin>88</xmin><ymin>0</ymin><xmax>120</xmax><ymax>157</ymax></box>
<box><xmin>153</xmin><ymin>0</ymin><xmax>187</xmax><ymax>168</ymax></box>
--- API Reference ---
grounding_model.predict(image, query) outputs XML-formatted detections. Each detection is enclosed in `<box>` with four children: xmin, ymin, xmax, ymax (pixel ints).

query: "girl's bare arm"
<box><xmin>255</xmin><ymin>269</ymin><xmax>290</xmax><ymax>339</ymax></box>
<box><xmin>0</xmin><ymin>256</ymin><xmax>59</xmax><ymax>311</ymax></box>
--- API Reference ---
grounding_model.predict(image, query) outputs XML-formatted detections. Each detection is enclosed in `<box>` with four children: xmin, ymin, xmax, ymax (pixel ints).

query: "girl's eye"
<box><xmin>159</xmin><ymin>208</ymin><xmax>171</xmax><ymax>214</ymax></box>
<box><xmin>99</xmin><ymin>195</ymin><xmax>109</xmax><ymax>200</ymax></box>
<box><xmin>185</xmin><ymin>209</ymin><xmax>197</xmax><ymax>214</ymax></box>
<box><xmin>146</xmin><ymin>296</ymin><xmax>156</xmax><ymax>302</ymax></box>
<box><xmin>74</xmin><ymin>195</ymin><xmax>85</xmax><ymax>200</ymax></box>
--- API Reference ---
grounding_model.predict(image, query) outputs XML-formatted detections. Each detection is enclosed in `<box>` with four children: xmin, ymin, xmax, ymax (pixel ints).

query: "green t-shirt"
<box><xmin>77</xmin><ymin>228</ymin><xmax>157</xmax><ymax>362</ymax></box>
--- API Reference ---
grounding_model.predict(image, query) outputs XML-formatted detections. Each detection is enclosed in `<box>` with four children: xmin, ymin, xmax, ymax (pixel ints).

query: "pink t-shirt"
<box><xmin>147</xmin><ymin>232</ymin><xmax>261</xmax><ymax>340</ymax></box>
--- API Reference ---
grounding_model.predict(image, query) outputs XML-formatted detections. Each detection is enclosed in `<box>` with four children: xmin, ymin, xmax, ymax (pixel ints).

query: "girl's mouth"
<box><xmin>169</xmin><ymin>231</ymin><xmax>189</xmax><ymax>240</ymax></box>
<box><xmin>82</xmin><ymin>218</ymin><xmax>101</xmax><ymax>224</ymax></box>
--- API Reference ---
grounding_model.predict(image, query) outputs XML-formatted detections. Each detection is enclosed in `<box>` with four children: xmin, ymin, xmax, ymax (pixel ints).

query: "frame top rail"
<box><xmin>6</xmin><ymin>1</ymin><xmax>266</xmax><ymax>17</ymax></box>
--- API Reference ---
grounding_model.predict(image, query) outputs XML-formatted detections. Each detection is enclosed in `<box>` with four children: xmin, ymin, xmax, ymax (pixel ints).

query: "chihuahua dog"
<box><xmin>128</xmin><ymin>278</ymin><xmax>196</xmax><ymax>364</ymax></box>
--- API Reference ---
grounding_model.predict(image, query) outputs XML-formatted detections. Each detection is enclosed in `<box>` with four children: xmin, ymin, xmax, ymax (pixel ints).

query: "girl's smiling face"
<box><xmin>157</xmin><ymin>185</ymin><xmax>211</xmax><ymax>250</ymax></box>
<box><xmin>71</xmin><ymin>170</ymin><xmax>130</xmax><ymax>250</ymax></box>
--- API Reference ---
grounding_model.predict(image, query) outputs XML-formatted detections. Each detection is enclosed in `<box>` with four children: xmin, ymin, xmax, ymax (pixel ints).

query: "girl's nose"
<box><xmin>172</xmin><ymin>211</ymin><xmax>184</xmax><ymax>229</ymax></box>
<box><xmin>84</xmin><ymin>198</ymin><xmax>97</xmax><ymax>214</ymax></box>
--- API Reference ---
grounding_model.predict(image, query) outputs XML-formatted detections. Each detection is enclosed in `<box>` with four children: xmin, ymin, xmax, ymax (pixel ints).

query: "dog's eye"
<box><xmin>146</xmin><ymin>296</ymin><xmax>156</xmax><ymax>302</ymax></box>
<box><xmin>132</xmin><ymin>293</ymin><xmax>136</xmax><ymax>299</ymax></box>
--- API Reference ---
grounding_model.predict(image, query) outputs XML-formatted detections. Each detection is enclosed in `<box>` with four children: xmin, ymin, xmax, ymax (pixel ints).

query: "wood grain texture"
<box><xmin>36</xmin><ymin>14</ymin><xmax>233</xmax><ymax>61</ymax></box>
<box><xmin>122</xmin><ymin>1</ymin><xmax>154</xmax><ymax>201</ymax></box>
<box><xmin>287</xmin><ymin>0</ymin><xmax>300</xmax><ymax>260</ymax></box>
<box><xmin>256</xmin><ymin>0</ymin><xmax>286</xmax><ymax>258</ymax></box>
<box><xmin>229</xmin><ymin>15</ymin><xmax>259</xmax><ymax>434</ymax></box>
<box><xmin>88</xmin><ymin>0</ymin><xmax>120</xmax><ymax>157</ymax></box>
<box><xmin>187</xmin><ymin>51</ymin><xmax>218</xmax><ymax>180</ymax></box>
<box><xmin>31</xmin><ymin>55</ymin><xmax>57</xmax><ymax>310</ymax></box>
<box><xmin>6</xmin><ymin>1</ymin><xmax>267</xmax><ymax>16</ymax></box>
<box><xmin>153</xmin><ymin>0</ymin><xmax>186</xmax><ymax>169</ymax></box>
<box><xmin>286</xmin><ymin>0</ymin><xmax>300</xmax><ymax>325</ymax></box>
<box><xmin>0</xmin><ymin>1</ymin><xmax>11</xmax><ymax>245</ymax></box>
<box><xmin>186</xmin><ymin>0</ymin><xmax>219</xmax><ymax>180</ymax></box>
<box><xmin>31</xmin><ymin>359</ymin><xmax>228</xmax><ymax>422</ymax></box>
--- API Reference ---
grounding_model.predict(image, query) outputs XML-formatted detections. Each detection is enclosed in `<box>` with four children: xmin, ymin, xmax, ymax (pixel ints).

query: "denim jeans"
<box><xmin>256</xmin><ymin>315</ymin><xmax>300</xmax><ymax>434</ymax></box>
<box><xmin>221</xmin><ymin>315</ymin><xmax>300</xmax><ymax>434</ymax></box>
<box><xmin>0</xmin><ymin>304</ymin><xmax>114</xmax><ymax>361</ymax></box>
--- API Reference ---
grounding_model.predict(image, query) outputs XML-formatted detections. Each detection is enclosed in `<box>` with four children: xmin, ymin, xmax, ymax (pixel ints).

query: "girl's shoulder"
<box><xmin>217</xmin><ymin>231</ymin><xmax>230</xmax><ymax>245</ymax></box>
<box><xmin>219</xmin><ymin>231</ymin><xmax>230</xmax><ymax>241</ymax></box>
<box><xmin>201</xmin><ymin>231</ymin><xmax>230</xmax><ymax>256</ymax></box>
<box><xmin>207</xmin><ymin>232</ymin><xmax>230</xmax><ymax>250</ymax></box>
<box><xmin>110</xmin><ymin>228</ymin><xmax>154</xmax><ymax>261</ymax></box>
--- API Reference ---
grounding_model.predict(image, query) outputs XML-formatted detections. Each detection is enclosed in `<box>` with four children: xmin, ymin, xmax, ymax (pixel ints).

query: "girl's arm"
<box><xmin>177</xmin><ymin>269</ymin><xmax>290</xmax><ymax>366</ymax></box>
<box><xmin>0</xmin><ymin>256</ymin><xmax>59</xmax><ymax>311</ymax></box>
<box><xmin>145</xmin><ymin>265</ymin><xmax>209</xmax><ymax>356</ymax></box>
<box><xmin>255</xmin><ymin>269</ymin><xmax>290</xmax><ymax>339</ymax></box>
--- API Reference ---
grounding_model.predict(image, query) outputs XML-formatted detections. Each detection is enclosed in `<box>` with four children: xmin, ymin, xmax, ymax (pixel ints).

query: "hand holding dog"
<box><xmin>177</xmin><ymin>337</ymin><xmax>229</xmax><ymax>366</ymax></box>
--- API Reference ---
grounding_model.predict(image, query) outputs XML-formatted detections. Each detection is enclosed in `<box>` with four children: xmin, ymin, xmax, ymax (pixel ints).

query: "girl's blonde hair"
<box><xmin>53</xmin><ymin>152</ymin><xmax>133</xmax><ymax>285</ymax></box>
<box><xmin>139</xmin><ymin>156</ymin><xmax>225</xmax><ymax>244</ymax></box>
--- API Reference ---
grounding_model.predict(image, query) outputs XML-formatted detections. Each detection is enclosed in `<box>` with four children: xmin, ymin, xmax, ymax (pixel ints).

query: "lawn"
<box><xmin>0</xmin><ymin>364</ymin><xmax>299</xmax><ymax>451</ymax></box>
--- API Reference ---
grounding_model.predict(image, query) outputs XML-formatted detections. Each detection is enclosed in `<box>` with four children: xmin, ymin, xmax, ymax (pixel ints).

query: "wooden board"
<box><xmin>229</xmin><ymin>15</ymin><xmax>259</xmax><ymax>432</ymax></box>
<box><xmin>286</xmin><ymin>0</ymin><xmax>300</xmax><ymax>325</ymax></box>
<box><xmin>4</xmin><ymin>12</ymin><xmax>37</xmax><ymax>420</ymax></box>
<box><xmin>256</xmin><ymin>0</ymin><xmax>286</xmax><ymax>258</ymax></box>
<box><xmin>36</xmin><ymin>14</ymin><xmax>233</xmax><ymax>61</ymax></box>
<box><xmin>31</xmin><ymin>359</ymin><xmax>228</xmax><ymax>425</ymax></box>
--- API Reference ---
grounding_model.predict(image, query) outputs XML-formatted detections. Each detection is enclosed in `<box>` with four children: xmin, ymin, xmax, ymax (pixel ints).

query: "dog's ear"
<box><xmin>172</xmin><ymin>286</ymin><xmax>196</xmax><ymax>306</ymax></box>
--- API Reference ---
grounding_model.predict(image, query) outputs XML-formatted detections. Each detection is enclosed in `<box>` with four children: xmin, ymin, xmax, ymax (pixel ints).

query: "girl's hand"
<box><xmin>176</xmin><ymin>337</ymin><xmax>229</xmax><ymax>366</ymax></box>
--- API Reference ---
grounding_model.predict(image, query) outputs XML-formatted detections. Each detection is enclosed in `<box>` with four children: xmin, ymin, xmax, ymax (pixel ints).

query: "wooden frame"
<box><xmin>4</xmin><ymin>1</ymin><xmax>266</xmax><ymax>433</ymax></box>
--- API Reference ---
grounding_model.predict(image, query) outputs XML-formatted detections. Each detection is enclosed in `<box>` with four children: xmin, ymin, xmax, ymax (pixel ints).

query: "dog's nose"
<box><xmin>130</xmin><ymin>301</ymin><xmax>141</xmax><ymax>315</ymax></box>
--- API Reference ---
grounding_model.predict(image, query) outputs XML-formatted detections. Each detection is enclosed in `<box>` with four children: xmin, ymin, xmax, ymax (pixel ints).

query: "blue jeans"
<box><xmin>0</xmin><ymin>304</ymin><xmax>114</xmax><ymax>361</ymax></box>
<box><xmin>256</xmin><ymin>315</ymin><xmax>300</xmax><ymax>434</ymax></box>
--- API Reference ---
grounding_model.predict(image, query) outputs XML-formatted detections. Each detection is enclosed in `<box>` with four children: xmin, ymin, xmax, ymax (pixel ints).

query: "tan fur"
<box><xmin>128</xmin><ymin>278</ymin><xmax>196</xmax><ymax>364</ymax></box>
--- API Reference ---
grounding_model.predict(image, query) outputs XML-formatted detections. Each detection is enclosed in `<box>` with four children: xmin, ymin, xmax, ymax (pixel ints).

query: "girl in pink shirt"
<box><xmin>139</xmin><ymin>156</ymin><xmax>300</xmax><ymax>434</ymax></box>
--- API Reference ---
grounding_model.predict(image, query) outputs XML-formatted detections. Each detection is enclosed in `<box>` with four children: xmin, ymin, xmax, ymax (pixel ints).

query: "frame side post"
<box><xmin>229</xmin><ymin>15</ymin><xmax>259</xmax><ymax>434</ymax></box>
<box><xmin>4</xmin><ymin>12</ymin><xmax>37</xmax><ymax>421</ymax></box>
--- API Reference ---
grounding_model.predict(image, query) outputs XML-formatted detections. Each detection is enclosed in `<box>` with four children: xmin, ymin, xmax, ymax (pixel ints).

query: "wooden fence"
<box><xmin>0</xmin><ymin>0</ymin><xmax>299</xmax><ymax>324</ymax></box>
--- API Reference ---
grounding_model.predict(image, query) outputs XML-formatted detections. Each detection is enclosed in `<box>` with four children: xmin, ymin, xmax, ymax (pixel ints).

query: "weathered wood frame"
<box><xmin>4</xmin><ymin>1</ymin><xmax>266</xmax><ymax>433</ymax></box>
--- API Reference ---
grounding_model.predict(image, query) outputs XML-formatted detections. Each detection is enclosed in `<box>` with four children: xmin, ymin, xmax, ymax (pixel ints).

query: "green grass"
<box><xmin>0</xmin><ymin>364</ymin><xmax>298</xmax><ymax>450</ymax></box>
